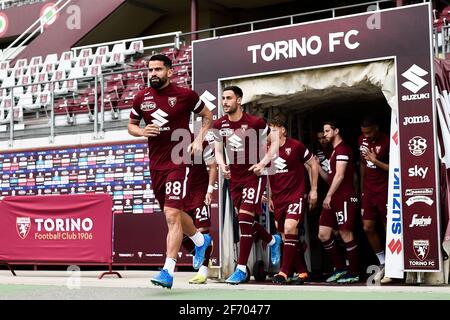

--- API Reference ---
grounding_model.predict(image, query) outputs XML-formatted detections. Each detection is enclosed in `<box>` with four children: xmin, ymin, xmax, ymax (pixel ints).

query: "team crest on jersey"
<box><xmin>16</xmin><ymin>217</ymin><xmax>31</xmax><ymax>239</ymax></box>
<box><xmin>168</xmin><ymin>97</ymin><xmax>177</xmax><ymax>107</ymax></box>
<box><xmin>286</xmin><ymin>148</ymin><xmax>292</xmax><ymax>156</ymax></box>
<box><xmin>241</xmin><ymin>124</ymin><xmax>248</xmax><ymax>131</ymax></box>
<box><xmin>376</xmin><ymin>146</ymin><xmax>381</xmax><ymax>154</ymax></box>
<box><xmin>140</xmin><ymin>101</ymin><xmax>156</xmax><ymax>111</ymax></box>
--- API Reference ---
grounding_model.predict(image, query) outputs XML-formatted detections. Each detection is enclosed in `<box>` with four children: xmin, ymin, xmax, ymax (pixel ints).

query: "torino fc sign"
<box><xmin>193</xmin><ymin>3</ymin><xmax>441</xmax><ymax>272</ymax></box>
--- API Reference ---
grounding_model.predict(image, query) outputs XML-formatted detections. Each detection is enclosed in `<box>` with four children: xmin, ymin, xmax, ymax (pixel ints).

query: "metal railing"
<box><xmin>0</xmin><ymin>0</ymin><xmax>45</xmax><ymax>10</ymax></box>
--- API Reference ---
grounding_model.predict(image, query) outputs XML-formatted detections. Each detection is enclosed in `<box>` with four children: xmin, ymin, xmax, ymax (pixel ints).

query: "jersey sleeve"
<box><xmin>129</xmin><ymin>93</ymin><xmax>143</xmax><ymax>121</ymax></box>
<box><xmin>188</xmin><ymin>90</ymin><xmax>205</xmax><ymax>113</ymax></box>
<box><xmin>336</xmin><ymin>145</ymin><xmax>350</xmax><ymax>162</ymax></box>
<box><xmin>298</xmin><ymin>142</ymin><xmax>312</xmax><ymax>163</ymax></box>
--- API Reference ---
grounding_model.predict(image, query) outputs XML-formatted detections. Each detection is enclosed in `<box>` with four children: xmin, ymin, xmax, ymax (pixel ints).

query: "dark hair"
<box><xmin>223</xmin><ymin>86</ymin><xmax>243</xmax><ymax>99</ymax></box>
<box><xmin>360</xmin><ymin>116</ymin><xmax>378</xmax><ymax>128</ymax></box>
<box><xmin>149</xmin><ymin>54</ymin><xmax>172</xmax><ymax>68</ymax></box>
<box><xmin>323</xmin><ymin>120</ymin><xmax>340</xmax><ymax>130</ymax></box>
<box><xmin>268</xmin><ymin>115</ymin><xmax>287</xmax><ymax>128</ymax></box>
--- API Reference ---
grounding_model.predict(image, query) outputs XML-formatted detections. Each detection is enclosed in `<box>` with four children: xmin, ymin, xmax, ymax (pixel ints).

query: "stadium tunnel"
<box><xmin>222</xmin><ymin>59</ymin><xmax>395</xmax><ymax>278</ymax></box>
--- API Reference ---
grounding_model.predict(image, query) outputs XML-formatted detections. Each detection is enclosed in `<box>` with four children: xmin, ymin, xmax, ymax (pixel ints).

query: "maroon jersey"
<box><xmin>328</xmin><ymin>141</ymin><xmax>355</xmax><ymax>196</ymax></box>
<box><xmin>358</xmin><ymin>132</ymin><xmax>389</xmax><ymax>194</ymax></box>
<box><xmin>189</xmin><ymin>140</ymin><xmax>215</xmax><ymax>190</ymax></box>
<box><xmin>213</xmin><ymin>112</ymin><xmax>268</xmax><ymax>181</ymax></box>
<box><xmin>130</xmin><ymin>83</ymin><xmax>204</xmax><ymax>170</ymax></box>
<box><xmin>269</xmin><ymin>137</ymin><xmax>312</xmax><ymax>206</ymax></box>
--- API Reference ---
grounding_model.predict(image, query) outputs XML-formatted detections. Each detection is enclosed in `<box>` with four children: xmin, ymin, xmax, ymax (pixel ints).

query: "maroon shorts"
<box><xmin>230</xmin><ymin>175</ymin><xmax>266</xmax><ymax>215</ymax></box>
<box><xmin>319</xmin><ymin>194</ymin><xmax>358</xmax><ymax>231</ymax></box>
<box><xmin>184</xmin><ymin>183</ymin><xmax>211</xmax><ymax>228</ymax></box>
<box><xmin>150</xmin><ymin>167</ymin><xmax>190</xmax><ymax>210</ymax></box>
<box><xmin>361</xmin><ymin>192</ymin><xmax>387</xmax><ymax>223</ymax></box>
<box><xmin>273</xmin><ymin>197</ymin><xmax>306</xmax><ymax>233</ymax></box>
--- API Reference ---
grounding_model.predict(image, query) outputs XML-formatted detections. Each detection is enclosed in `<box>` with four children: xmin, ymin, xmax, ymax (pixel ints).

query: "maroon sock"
<box><xmin>238</xmin><ymin>213</ymin><xmax>254</xmax><ymax>266</ymax></box>
<box><xmin>201</xmin><ymin>230</ymin><xmax>212</xmax><ymax>267</ymax></box>
<box><xmin>252</xmin><ymin>221</ymin><xmax>272</xmax><ymax>244</ymax></box>
<box><xmin>322</xmin><ymin>237</ymin><xmax>345</xmax><ymax>270</ymax></box>
<box><xmin>295</xmin><ymin>241</ymin><xmax>308</xmax><ymax>274</ymax></box>
<box><xmin>281</xmin><ymin>234</ymin><xmax>298</xmax><ymax>275</ymax></box>
<box><xmin>181</xmin><ymin>235</ymin><xmax>195</xmax><ymax>254</ymax></box>
<box><xmin>345</xmin><ymin>239</ymin><xmax>359</xmax><ymax>275</ymax></box>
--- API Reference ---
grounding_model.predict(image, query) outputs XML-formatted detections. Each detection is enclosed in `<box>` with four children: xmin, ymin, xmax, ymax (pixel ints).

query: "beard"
<box><xmin>150</xmin><ymin>76</ymin><xmax>165</xmax><ymax>89</ymax></box>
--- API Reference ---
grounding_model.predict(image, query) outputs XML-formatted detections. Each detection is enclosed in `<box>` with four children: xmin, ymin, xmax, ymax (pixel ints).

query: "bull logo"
<box><xmin>16</xmin><ymin>217</ymin><xmax>31</xmax><ymax>239</ymax></box>
<box><xmin>413</xmin><ymin>240</ymin><xmax>429</xmax><ymax>261</ymax></box>
<box><xmin>168</xmin><ymin>97</ymin><xmax>177</xmax><ymax>107</ymax></box>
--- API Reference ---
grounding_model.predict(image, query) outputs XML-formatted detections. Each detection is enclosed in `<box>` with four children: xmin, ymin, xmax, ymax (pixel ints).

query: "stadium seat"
<box><xmin>86</xmin><ymin>65</ymin><xmax>102</xmax><ymax>77</ymax></box>
<box><xmin>29</xmin><ymin>56</ymin><xmax>43</xmax><ymax>66</ymax></box>
<box><xmin>95</xmin><ymin>46</ymin><xmax>109</xmax><ymax>57</ymax></box>
<box><xmin>78</xmin><ymin>48</ymin><xmax>93</xmax><ymax>61</ymax></box>
<box><xmin>43</xmin><ymin>53</ymin><xmax>58</xmax><ymax>65</ymax></box>
<box><xmin>13</xmin><ymin>58</ymin><xmax>28</xmax><ymax>70</ymax></box>
<box><xmin>57</xmin><ymin>51</ymin><xmax>74</xmax><ymax>71</ymax></box>
<box><xmin>124</xmin><ymin>40</ymin><xmax>144</xmax><ymax>56</ymax></box>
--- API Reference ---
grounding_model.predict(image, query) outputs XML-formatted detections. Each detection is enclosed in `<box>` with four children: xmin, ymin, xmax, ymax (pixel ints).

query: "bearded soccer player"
<box><xmin>318</xmin><ymin>120</ymin><xmax>360</xmax><ymax>284</ymax></box>
<box><xmin>267</xmin><ymin>116</ymin><xmax>319</xmax><ymax>285</ymax></box>
<box><xmin>128</xmin><ymin>54</ymin><xmax>213</xmax><ymax>289</ymax></box>
<box><xmin>181</xmin><ymin>135</ymin><xmax>218</xmax><ymax>284</ymax></box>
<box><xmin>358</xmin><ymin>116</ymin><xmax>389</xmax><ymax>280</ymax></box>
<box><xmin>213</xmin><ymin>86</ymin><xmax>282</xmax><ymax>285</ymax></box>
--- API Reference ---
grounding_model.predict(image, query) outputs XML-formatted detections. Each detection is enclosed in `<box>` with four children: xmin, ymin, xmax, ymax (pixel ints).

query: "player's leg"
<box><xmin>362</xmin><ymin>193</ymin><xmax>385</xmax><ymax>266</ymax></box>
<box><xmin>336</xmin><ymin>198</ymin><xmax>360</xmax><ymax>284</ymax></box>
<box><xmin>319</xmin><ymin>208</ymin><xmax>346</xmax><ymax>282</ymax></box>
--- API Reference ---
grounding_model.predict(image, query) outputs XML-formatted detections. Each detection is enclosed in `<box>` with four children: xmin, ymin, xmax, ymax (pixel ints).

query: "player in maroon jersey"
<box><xmin>358</xmin><ymin>116</ymin><xmax>389</xmax><ymax>280</ymax></box>
<box><xmin>128</xmin><ymin>54</ymin><xmax>213</xmax><ymax>289</ymax></box>
<box><xmin>266</xmin><ymin>116</ymin><xmax>319</xmax><ymax>285</ymax></box>
<box><xmin>213</xmin><ymin>86</ymin><xmax>282</xmax><ymax>284</ymax></box>
<box><xmin>181</xmin><ymin>136</ymin><xmax>218</xmax><ymax>284</ymax></box>
<box><xmin>318</xmin><ymin>120</ymin><xmax>360</xmax><ymax>284</ymax></box>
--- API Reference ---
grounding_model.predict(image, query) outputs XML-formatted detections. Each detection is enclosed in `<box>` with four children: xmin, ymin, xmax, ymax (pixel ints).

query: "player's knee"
<box><xmin>338</xmin><ymin>229</ymin><xmax>353</xmax><ymax>242</ymax></box>
<box><xmin>318</xmin><ymin>231</ymin><xmax>330</xmax><ymax>242</ymax></box>
<box><xmin>284</xmin><ymin>220</ymin><xmax>297</xmax><ymax>235</ymax></box>
<box><xmin>165</xmin><ymin>208</ymin><xmax>181</xmax><ymax>226</ymax></box>
<box><xmin>362</xmin><ymin>221</ymin><xmax>376</xmax><ymax>234</ymax></box>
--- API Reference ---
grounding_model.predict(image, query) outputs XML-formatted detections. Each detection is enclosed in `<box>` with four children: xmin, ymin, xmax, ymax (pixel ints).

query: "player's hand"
<box><xmin>187</xmin><ymin>138</ymin><xmax>203</xmax><ymax>155</ymax></box>
<box><xmin>220</xmin><ymin>164</ymin><xmax>231</xmax><ymax>179</ymax></box>
<box><xmin>322</xmin><ymin>194</ymin><xmax>331</xmax><ymax>209</ymax></box>
<box><xmin>308</xmin><ymin>190</ymin><xmax>318</xmax><ymax>210</ymax></box>
<box><xmin>249</xmin><ymin>162</ymin><xmax>265</xmax><ymax>176</ymax></box>
<box><xmin>141</xmin><ymin>124</ymin><xmax>160</xmax><ymax>137</ymax></box>
<box><xmin>269</xmin><ymin>198</ymin><xmax>274</xmax><ymax>212</ymax></box>
<box><xmin>364</xmin><ymin>148</ymin><xmax>377</xmax><ymax>163</ymax></box>
<box><xmin>204</xmin><ymin>192</ymin><xmax>212</xmax><ymax>205</ymax></box>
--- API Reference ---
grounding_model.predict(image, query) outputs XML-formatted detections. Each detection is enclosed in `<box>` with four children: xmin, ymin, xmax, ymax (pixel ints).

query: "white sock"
<box><xmin>198</xmin><ymin>265</ymin><xmax>208</xmax><ymax>278</ymax></box>
<box><xmin>268</xmin><ymin>236</ymin><xmax>276</xmax><ymax>247</ymax></box>
<box><xmin>163</xmin><ymin>258</ymin><xmax>176</xmax><ymax>276</ymax></box>
<box><xmin>190</xmin><ymin>231</ymin><xmax>204</xmax><ymax>247</ymax></box>
<box><xmin>376</xmin><ymin>251</ymin><xmax>385</xmax><ymax>265</ymax></box>
<box><xmin>237</xmin><ymin>264</ymin><xmax>247</xmax><ymax>273</ymax></box>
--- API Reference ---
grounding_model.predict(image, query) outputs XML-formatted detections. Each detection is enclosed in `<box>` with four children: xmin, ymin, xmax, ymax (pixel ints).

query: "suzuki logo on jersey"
<box><xmin>228</xmin><ymin>134</ymin><xmax>243</xmax><ymax>150</ymax></box>
<box><xmin>408</xmin><ymin>136</ymin><xmax>427</xmax><ymax>156</ymax></box>
<box><xmin>151</xmin><ymin>109</ymin><xmax>170</xmax><ymax>130</ymax></box>
<box><xmin>274</xmin><ymin>156</ymin><xmax>287</xmax><ymax>172</ymax></box>
<box><xmin>403</xmin><ymin>115</ymin><xmax>430</xmax><ymax>126</ymax></box>
<box><xmin>408</xmin><ymin>165</ymin><xmax>428</xmax><ymax>179</ymax></box>
<box><xmin>401</xmin><ymin>64</ymin><xmax>430</xmax><ymax>101</ymax></box>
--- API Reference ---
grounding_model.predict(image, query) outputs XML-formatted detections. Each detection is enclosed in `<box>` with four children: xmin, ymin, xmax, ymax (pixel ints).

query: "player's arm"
<box><xmin>359</xmin><ymin>160</ymin><xmax>365</xmax><ymax>196</ymax></box>
<box><xmin>128</xmin><ymin>119</ymin><xmax>160</xmax><ymax>137</ymax></box>
<box><xmin>190</xmin><ymin>106</ymin><xmax>213</xmax><ymax>154</ymax></box>
<box><xmin>250</xmin><ymin>128</ymin><xmax>279</xmax><ymax>175</ymax></box>
<box><xmin>305</xmin><ymin>155</ymin><xmax>319</xmax><ymax>209</ymax></box>
<box><xmin>323</xmin><ymin>160</ymin><xmax>347</xmax><ymax>209</ymax></box>
<box><xmin>204</xmin><ymin>158</ymin><xmax>218</xmax><ymax>205</ymax></box>
<box><xmin>214</xmin><ymin>138</ymin><xmax>231</xmax><ymax>179</ymax></box>
<box><xmin>365</xmin><ymin>148</ymin><xmax>389</xmax><ymax>171</ymax></box>
<box><xmin>314</xmin><ymin>155</ymin><xmax>329</xmax><ymax>182</ymax></box>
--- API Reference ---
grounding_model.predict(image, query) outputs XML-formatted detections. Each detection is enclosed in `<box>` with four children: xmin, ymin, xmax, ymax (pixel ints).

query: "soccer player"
<box><xmin>182</xmin><ymin>135</ymin><xmax>218</xmax><ymax>284</ymax></box>
<box><xmin>358</xmin><ymin>116</ymin><xmax>389</xmax><ymax>279</ymax></box>
<box><xmin>266</xmin><ymin>116</ymin><xmax>319</xmax><ymax>285</ymax></box>
<box><xmin>318</xmin><ymin>120</ymin><xmax>360</xmax><ymax>284</ymax></box>
<box><xmin>213</xmin><ymin>86</ymin><xmax>282</xmax><ymax>285</ymax></box>
<box><xmin>128</xmin><ymin>54</ymin><xmax>213</xmax><ymax>289</ymax></box>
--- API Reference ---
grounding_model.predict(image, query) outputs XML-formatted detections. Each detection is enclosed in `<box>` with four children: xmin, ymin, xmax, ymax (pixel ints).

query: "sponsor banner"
<box><xmin>385</xmin><ymin>113</ymin><xmax>404</xmax><ymax>279</ymax></box>
<box><xmin>0</xmin><ymin>194</ymin><xmax>113</xmax><ymax>263</ymax></box>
